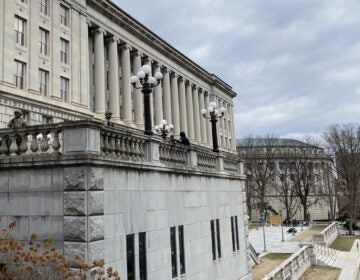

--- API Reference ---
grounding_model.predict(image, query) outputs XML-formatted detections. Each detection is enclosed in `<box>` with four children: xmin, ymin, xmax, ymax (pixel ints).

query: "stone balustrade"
<box><xmin>262</xmin><ymin>246</ymin><xmax>312</xmax><ymax>280</ymax></box>
<box><xmin>0</xmin><ymin>120</ymin><xmax>242</xmax><ymax>176</ymax></box>
<box><xmin>313</xmin><ymin>222</ymin><xmax>338</xmax><ymax>246</ymax></box>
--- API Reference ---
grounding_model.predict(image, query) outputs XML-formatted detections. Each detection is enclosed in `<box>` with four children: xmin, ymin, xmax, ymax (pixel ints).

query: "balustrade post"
<box><xmin>144</xmin><ymin>138</ymin><xmax>160</xmax><ymax>163</ymax></box>
<box><xmin>216</xmin><ymin>154</ymin><xmax>224</xmax><ymax>172</ymax></box>
<box><xmin>187</xmin><ymin>149</ymin><xmax>198</xmax><ymax>168</ymax></box>
<box><xmin>19</xmin><ymin>134</ymin><xmax>28</xmax><ymax>155</ymax></box>
<box><xmin>9</xmin><ymin>134</ymin><xmax>19</xmax><ymax>156</ymax></box>
<box><xmin>0</xmin><ymin>136</ymin><xmax>8</xmax><ymax>156</ymax></box>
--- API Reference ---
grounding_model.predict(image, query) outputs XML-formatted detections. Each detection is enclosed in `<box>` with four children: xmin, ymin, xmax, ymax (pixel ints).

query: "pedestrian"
<box><xmin>178</xmin><ymin>131</ymin><xmax>190</xmax><ymax>146</ymax></box>
<box><xmin>7</xmin><ymin>110</ymin><xmax>26</xmax><ymax>128</ymax></box>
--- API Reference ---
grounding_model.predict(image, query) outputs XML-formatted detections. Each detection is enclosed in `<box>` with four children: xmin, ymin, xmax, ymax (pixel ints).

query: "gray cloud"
<box><xmin>115</xmin><ymin>0</ymin><xmax>360</xmax><ymax>138</ymax></box>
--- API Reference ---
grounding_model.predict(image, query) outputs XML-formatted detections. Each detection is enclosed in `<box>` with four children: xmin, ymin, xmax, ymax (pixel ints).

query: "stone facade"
<box><xmin>0</xmin><ymin>121</ymin><xmax>252</xmax><ymax>280</ymax></box>
<box><xmin>0</xmin><ymin>0</ymin><xmax>236</xmax><ymax>151</ymax></box>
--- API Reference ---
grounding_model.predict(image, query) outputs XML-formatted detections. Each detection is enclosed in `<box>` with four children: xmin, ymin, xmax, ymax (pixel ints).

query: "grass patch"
<box><xmin>290</xmin><ymin>225</ymin><xmax>328</xmax><ymax>241</ymax></box>
<box><xmin>252</xmin><ymin>253</ymin><xmax>292</xmax><ymax>280</ymax></box>
<box><xmin>300</xmin><ymin>265</ymin><xmax>341</xmax><ymax>280</ymax></box>
<box><xmin>249</xmin><ymin>224</ymin><xmax>261</xmax><ymax>230</ymax></box>
<box><xmin>330</xmin><ymin>235</ymin><xmax>360</xmax><ymax>251</ymax></box>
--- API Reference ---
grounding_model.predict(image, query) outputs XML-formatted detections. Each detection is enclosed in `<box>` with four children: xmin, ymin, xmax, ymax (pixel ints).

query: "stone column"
<box><xmin>51</xmin><ymin>1</ymin><xmax>61</xmax><ymax>98</ymax></box>
<box><xmin>192</xmin><ymin>85</ymin><xmax>201</xmax><ymax>142</ymax></box>
<box><xmin>93</xmin><ymin>28</ymin><xmax>106</xmax><ymax>114</ymax></box>
<box><xmin>170</xmin><ymin>73</ymin><xmax>180</xmax><ymax>135</ymax></box>
<box><xmin>79</xmin><ymin>13</ymin><xmax>90</xmax><ymax>107</ymax></box>
<box><xmin>162</xmin><ymin>68</ymin><xmax>172</xmax><ymax>124</ymax></box>
<box><xmin>121</xmin><ymin>44</ymin><xmax>132</xmax><ymax>123</ymax></box>
<box><xmin>153</xmin><ymin>63</ymin><xmax>163</xmax><ymax>126</ymax></box>
<box><xmin>132</xmin><ymin>51</ymin><xmax>143</xmax><ymax>128</ymax></box>
<box><xmin>108</xmin><ymin>37</ymin><xmax>120</xmax><ymax>120</ymax></box>
<box><xmin>185</xmin><ymin>82</ymin><xmax>195</xmax><ymax>140</ymax></box>
<box><xmin>199</xmin><ymin>89</ymin><xmax>207</xmax><ymax>144</ymax></box>
<box><xmin>205</xmin><ymin>93</ymin><xmax>212</xmax><ymax>147</ymax></box>
<box><xmin>178</xmin><ymin>77</ymin><xmax>187</xmax><ymax>134</ymax></box>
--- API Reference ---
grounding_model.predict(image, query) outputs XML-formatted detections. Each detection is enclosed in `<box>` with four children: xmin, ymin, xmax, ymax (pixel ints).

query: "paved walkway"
<box><xmin>249</xmin><ymin>225</ymin><xmax>309</xmax><ymax>254</ymax></box>
<box><xmin>333</xmin><ymin>239</ymin><xmax>360</xmax><ymax>280</ymax></box>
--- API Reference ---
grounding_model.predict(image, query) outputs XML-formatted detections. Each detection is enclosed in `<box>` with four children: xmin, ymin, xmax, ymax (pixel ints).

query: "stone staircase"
<box><xmin>313</xmin><ymin>244</ymin><xmax>338</xmax><ymax>266</ymax></box>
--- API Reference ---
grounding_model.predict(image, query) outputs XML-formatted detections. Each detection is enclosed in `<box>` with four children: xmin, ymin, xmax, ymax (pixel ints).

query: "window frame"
<box><xmin>14</xmin><ymin>16</ymin><xmax>26</xmax><ymax>46</ymax></box>
<box><xmin>60</xmin><ymin>38</ymin><xmax>69</xmax><ymax>64</ymax></box>
<box><xmin>126</xmin><ymin>234</ymin><xmax>135</xmax><ymax>280</ymax></box>
<box><xmin>14</xmin><ymin>60</ymin><xmax>25</xmax><ymax>89</ymax></box>
<box><xmin>39</xmin><ymin>69</ymin><xmax>49</xmax><ymax>96</ymax></box>
<box><xmin>178</xmin><ymin>225</ymin><xmax>186</xmax><ymax>275</ymax></box>
<box><xmin>39</xmin><ymin>28</ymin><xmax>49</xmax><ymax>56</ymax></box>
<box><xmin>39</xmin><ymin>0</ymin><xmax>49</xmax><ymax>16</ymax></box>
<box><xmin>138</xmin><ymin>232</ymin><xmax>147</xmax><ymax>280</ymax></box>
<box><xmin>60</xmin><ymin>76</ymin><xmax>69</xmax><ymax>101</ymax></box>
<box><xmin>59</xmin><ymin>4</ymin><xmax>69</xmax><ymax>26</ymax></box>
<box><xmin>170</xmin><ymin>226</ymin><xmax>178</xmax><ymax>278</ymax></box>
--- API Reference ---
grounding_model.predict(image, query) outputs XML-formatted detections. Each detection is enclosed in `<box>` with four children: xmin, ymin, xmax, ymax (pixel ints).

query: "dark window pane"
<box><xmin>235</xmin><ymin>216</ymin><xmax>240</xmax><ymax>251</ymax></box>
<box><xmin>139</xmin><ymin>232</ymin><xmax>147</xmax><ymax>280</ymax></box>
<box><xmin>170</xmin><ymin>227</ymin><xmax>177</xmax><ymax>278</ymax></box>
<box><xmin>179</xmin><ymin>225</ymin><xmax>186</xmax><ymax>275</ymax></box>
<box><xmin>231</xmin><ymin>216</ymin><xmax>235</xmax><ymax>252</ymax></box>
<box><xmin>126</xmin><ymin>234</ymin><xmax>135</xmax><ymax>280</ymax></box>
<box><xmin>210</xmin><ymin>220</ymin><xmax>216</xmax><ymax>260</ymax></box>
<box><xmin>216</xmin><ymin>219</ymin><xmax>221</xmax><ymax>258</ymax></box>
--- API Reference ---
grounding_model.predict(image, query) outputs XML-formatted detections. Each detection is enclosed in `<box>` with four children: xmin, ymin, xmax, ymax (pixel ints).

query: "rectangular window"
<box><xmin>14</xmin><ymin>16</ymin><xmax>25</xmax><ymax>46</ymax></box>
<box><xmin>14</xmin><ymin>60</ymin><xmax>25</xmax><ymax>89</ymax></box>
<box><xmin>139</xmin><ymin>232</ymin><xmax>147</xmax><ymax>280</ymax></box>
<box><xmin>39</xmin><ymin>69</ymin><xmax>49</xmax><ymax>96</ymax></box>
<box><xmin>60</xmin><ymin>38</ymin><xmax>69</xmax><ymax>64</ymax></box>
<box><xmin>60</xmin><ymin>77</ymin><xmax>69</xmax><ymax>101</ymax></box>
<box><xmin>42</xmin><ymin>115</ymin><xmax>52</xmax><ymax>124</ymax></box>
<box><xmin>59</xmin><ymin>4</ymin><xmax>69</xmax><ymax>26</ymax></box>
<box><xmin>39</xmin><ymin>28</ymin><xmax>49</xmax><ymax>55</ymax></box>
<box><xmin>178</xmin><ymin>225</ymin><xmax>186</xmax><ymax>275</ymax></box>
<box><xmin>39</xmin><ymin>0</ymin><xmax>49</xmax><ymax>15</ymax></box>
<box><xmin>231</xmin><ymin>216</ymin><xmax>236</xmax><ymax>252</ymax></box>
<box><xmin>126</xmin><ymin>234</ymin><xmax>135</xmax><ymax>280</ymax></box>
<box><xmin>170</xmin><ymin>227</ymin><xmax>177</xmax><ymax>278</ymax></box>
<box><xmin>210</xmin><ymin>220</ymin><xmax>216</xmax><ymax>261</ymax></box>
<box><xmin>216</xmin><ymin>219</ymin><xmax>221</xmax><ymax>258</ymax></box>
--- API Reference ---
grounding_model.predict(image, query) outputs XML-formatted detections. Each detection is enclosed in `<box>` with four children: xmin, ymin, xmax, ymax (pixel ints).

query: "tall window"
<box><xmin>60</xmin><ymin>38</ymin><xmax>69</xmax><ymax>64</ymax></box>
<box><xmin>14</xmin><ymin>16</ymin><xmax>26</xmax><ymax>46</ymax></box>
<box><xmin>139</xmin><ymin>232</ymin><xmax>147</xmax><ymax>280</ymax></box>
<box><xmin>231</xmin><ymin>216</ymin><xmax>240</xmax><ymax>252</ymax></box>
<box><xmin>39</xmin><ymin>69</ymin><xmax>49</xmax><ymax>95</ymax></box>
<box><xmin>60</xmin><ymin>77</ymin><xmax>69</xmax><ymax>101</ymax></box>
<box><xmin>210</xmin><ymin>219</ymin><xmax>221</xmax><ymax>260</ymax></box>
<box><xmin>170</xmin><ymin>227</ymin><xmax>177</xmax><ymax>278</ymax></box>
<box><xmin>178</xmin><ymin>225</ymin><xmax>186</xmax><ymax>275</ymax></box>
<box><xmin>39</xmin><ymin>28</ymin><xmax>49</xmax><ymax>55</ymax></box>
<box><xmin>14</xmin><ymin>60</ymin><xmax>25</xmax><ymax>89</ymax></box>
<box><xmin>126</xmin><ymin>234</ymin><xmax>135</xmax><ymax>280</ymax></box>
<box><xmin>59</xmin><ymin>4</ymin><xmax>69</xmax><ymax>26</ymax></box>
<box><xmin>39</xmin><ymin>0</ymin><xmax>49</xmax><ymax>15</ymax></box>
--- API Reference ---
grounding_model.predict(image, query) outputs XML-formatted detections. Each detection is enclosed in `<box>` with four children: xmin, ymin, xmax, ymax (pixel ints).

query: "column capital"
<box><xmin>185</xmin><ymin>80</ymin><xmax>192</xmax><ymax>86</ymax></box>
<box><xmin>178</xmin><ymin>76</ymin><xmax>185</xmax><ymax>83</ymax></box>
<box><xmin>192</xmin><ymin>84</ymin><xmax>198</xmax><ymax>90</ymax></box>
<box><xmin>161</xmin><ymin>66</ymin><xmax>170</xmax><ymax>73</ymax></box>
<box><xmin>119</xmin><ymin>43</ymin><xmax>132</xmax><ymax>51</ymax></box>
<box><xmin>171</xmin><ymin>72</ymin><xmax>178</xmax><ymax>78</ymax></box>
<box><xmin>93</xmin><ymin>27</ymin><xmax>106</xmax><ymax>36</ymax></box>
<box><xmin>86</xmin><ymin>20</ymin><xmax>92</xmax><ymax>27</ymax></box>
<box><xmin>131</xmin><ymin>49</ymin><xmax>143</xmax><ymax>57</ymax></box>
<box><xmin>198</xmin><ymin>87</ymin><xmax>203</xmax><ymax>93</ymax></box>
<box><xmin>107</xmin><ymin>35</ymin><xmax>120</xmax><ymax>44</ymax></box>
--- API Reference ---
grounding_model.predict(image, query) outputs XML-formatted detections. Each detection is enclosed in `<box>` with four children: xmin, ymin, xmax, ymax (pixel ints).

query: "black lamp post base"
<box><xmin>144</xmin><ymin>130</ymin><xmax>154</xmax><ymax>136</ymax></box>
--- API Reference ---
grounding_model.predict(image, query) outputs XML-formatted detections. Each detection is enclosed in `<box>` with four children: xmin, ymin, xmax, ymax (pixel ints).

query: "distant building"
<box><xmin>237</xmin><ymin>138</ymin><xmax>337</xmax><ymax>222</ymax></box>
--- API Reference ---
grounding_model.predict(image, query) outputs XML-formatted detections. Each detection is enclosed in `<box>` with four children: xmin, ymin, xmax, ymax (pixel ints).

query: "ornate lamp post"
<box><xmin>130</xmin><ymin>65</ymin><xmax>163</xmax><ymax>135</ymax></box>
<box><xmin>261</xmin><ymin>210</ymin><xmax>267</xmax><ymax>252</ymax></box>
<box><xmin>280</xmin><ymin>210</ymin><xmax>284</xmax><ymax>242</ymax></box>
<box><xmin>155</xmin><ymin>119</ymin><xmax>174</xmax><ymax>140</ymax></box>
<box><xmin>201</xmin><ymin>102</ymin><xmax>225</xmax><ymax>152</ymax></box>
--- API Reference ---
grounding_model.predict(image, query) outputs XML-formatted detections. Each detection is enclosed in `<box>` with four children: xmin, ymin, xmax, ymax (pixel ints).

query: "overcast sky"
<box><xmin>115</xmin><ymin>0</ymin><xmax>360</xmax><ymax>139</ymax></box>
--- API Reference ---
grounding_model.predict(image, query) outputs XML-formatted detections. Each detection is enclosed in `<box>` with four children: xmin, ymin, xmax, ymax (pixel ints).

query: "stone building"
<box><xmin>0</xmin><ymin>0</ymin><xmax>250</xmax><ymax>279</ymax></box>
<box><xmin>237</xmin><ymin>138</ymin><xmax>337</xmax><ymax>222</ymax></box>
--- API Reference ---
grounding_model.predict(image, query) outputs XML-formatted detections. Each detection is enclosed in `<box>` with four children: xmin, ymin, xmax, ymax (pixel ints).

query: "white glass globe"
<box><xmin>214</xmin><ymin>109</ymin><xmax>219</xmax><ymax>116</ymax></box>
<box><xmin>165</xmin><ymin>125</ymin><xmax>169</xmax><ymax>132</ymax></box>
<box><xmin>140</xmin><ymin>65</ymin><xmax>151</xmax><ymax>75</ymax></box>
<box><xmin>154</xmin><ymin>71</ymin><xmax>163</xmax><ymax>80</ymax></box>
<box><xmin>160</xmin><ymin>119</ymin><xmax>167</xmax><ymax>125</ymax></box>
<box><xmin>148</xmin><ymin>76</ymin><xmax>156</xmax><ymax>85</ymax></box>
<box><xmin>201</xmin><ymin>109</ymin><xmax>207</xmax><ymax>115</ymax></box>
<box><xmin>130</xmin><ymin>76</ymin><xmax>139</xmax><ymax>84</ymax></box>
<box><xmin>209</xmin><ymin>101</ymin><xmax>217</xmax><ymax>108</ymax></box>
<box><xmin>154</xmin><ymin>125</ymin><xmax>160</xmax><ymax>130</ymax></box>
<box><xmin>168</xmin><ymin>124</ymin><xmax>174</xmax><ymax>129</ymax></box>
<box><xmin>219</xmin><ymin>107</ymin><xmax>226</xmax><ymax>113</ymax></box>
<box><xmin>137</xmin><ymin>70</ymin><xmax>145</xmax><ymax>79</ymax></box>
<box><xmin>208</xmin><ymin>107</ymin><xmax>214</xmax><ymax>113</ymax></box>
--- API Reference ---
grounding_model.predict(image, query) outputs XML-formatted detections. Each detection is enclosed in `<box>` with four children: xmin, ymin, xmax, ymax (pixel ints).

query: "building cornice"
<box><xmin>87</xmin><ymin>0</ymin><xmax>236</xmax><ymax>97</ymax></box>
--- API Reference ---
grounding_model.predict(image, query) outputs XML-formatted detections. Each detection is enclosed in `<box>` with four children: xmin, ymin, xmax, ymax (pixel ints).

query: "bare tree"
<box><xmin>238</xmin><ymin>135</ymin><xmax>278</xmax><ymax>219</ymax></box>
<box><xmin>324</xmin><ymin>124</ymin><xmax>360</xmax><ymax>235</ymax></box>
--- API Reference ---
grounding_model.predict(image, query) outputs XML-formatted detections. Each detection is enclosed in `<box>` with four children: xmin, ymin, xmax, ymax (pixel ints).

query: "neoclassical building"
<box><xmin>237</xmin><ymin>138</ymin><xmax>337</xmax><ymax>222</ymax></box>
<box><xmin>0</xmin><ymin>0</ymin><xmax>236</xmax><ymax>152</ymax></box>
<box><xmin>0</xmin><ymin>1</ymin><xmax>250</xmax><ymax>280</ymax></box>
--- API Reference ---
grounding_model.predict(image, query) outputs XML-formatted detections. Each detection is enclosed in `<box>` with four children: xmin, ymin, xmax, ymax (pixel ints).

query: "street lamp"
<box><xmin>154</xmin><ymin>119</ymin><xmax>173</xmax><ymax>140</ymax></box>
<box><xmin>280</xmin><ymin>210</ymin><xmax>284</xmax><ymax>242</ymax></box>
<box><xmin>130</xmin><ymin>65</ymin><xmax>163</xmax><ymax>135</ymax></box>
<box><xmin>201</xmin><ymin>102</ymin><xmax>225</xmax><ymax>152</ymax></box>
<box><xmin>261</xmin><ymin>210</ymin><xmax>267</xmax><ymax>252</ymax></box>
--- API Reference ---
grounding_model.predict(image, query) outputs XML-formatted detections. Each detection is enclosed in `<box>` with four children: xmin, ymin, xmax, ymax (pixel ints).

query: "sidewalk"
<box><xmin>333</xmin><ymin>239</ymin><xmax>360</xmax><ymax>280</ymax></box>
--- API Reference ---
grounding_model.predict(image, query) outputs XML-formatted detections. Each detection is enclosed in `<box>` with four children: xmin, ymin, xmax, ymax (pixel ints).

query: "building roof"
<box><xmin>236</xmin><ymin>138</ymin><xmax>320</xmax><ymax>149</ymax></box>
